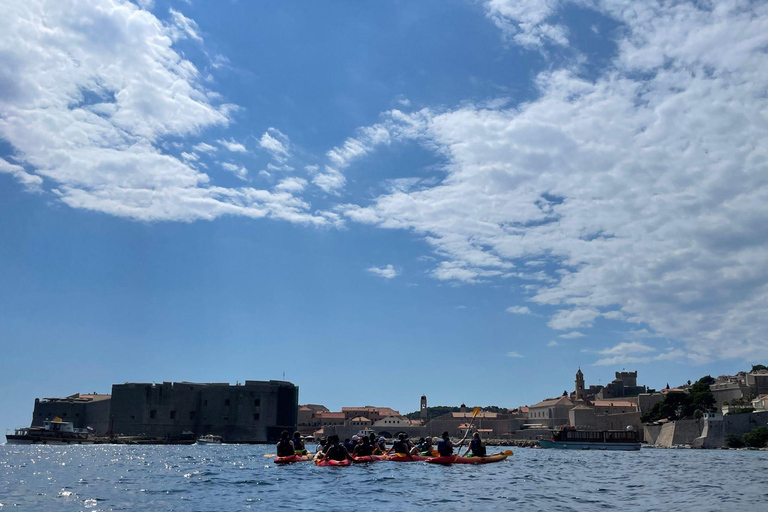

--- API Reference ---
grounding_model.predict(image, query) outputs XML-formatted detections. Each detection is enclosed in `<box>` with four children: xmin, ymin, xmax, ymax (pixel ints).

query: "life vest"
<box><xmin>325</xmin><ymin>444</ymin><xmax>347</xmax><ymax>461</ymax></box>
<box><xmin>437</xmin><ymin>438</ymin><xmax>452</xmax><ymax>457</ymax></box>
<box><xmin>276</xmin><ymin>439</ymin><xmax>294</xmax><ymax>457</ymax></box>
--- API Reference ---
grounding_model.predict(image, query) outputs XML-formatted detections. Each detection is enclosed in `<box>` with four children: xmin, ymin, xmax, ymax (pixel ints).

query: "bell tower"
<box><xmin>575</xmin><ymin>368</ymin><xmax>585</xmax><ymax>400</ymax></box>
<box><xmin>420</xmin><ymin>395</ymin><xmax>428</xmax><ymax>420</ymax></box>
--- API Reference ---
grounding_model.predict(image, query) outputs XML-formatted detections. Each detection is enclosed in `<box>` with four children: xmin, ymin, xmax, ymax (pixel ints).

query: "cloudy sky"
<box><xmin>2</xmin><ymin>0</ymin><xmax>767</xmax><ymax>433</ymax></box>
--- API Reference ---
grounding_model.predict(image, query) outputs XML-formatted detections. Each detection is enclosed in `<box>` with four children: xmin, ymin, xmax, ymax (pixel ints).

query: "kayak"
<box><xmin>387</xmin><ymin>453</ymin><xmax>431</xmax><ymax>462</ymax></box>
<box><xmin>314</xmin><ymin>458</ymin><xmax>352</xmax><ymax>467</ymax></box>
<box><xmin>426</xmin><ymin>453</ymin><xmax>509</xmax><ymax>465</ymax></box>
<box><xmin>274</xmin><ymin>454</ymin><xmax>312</xmax><ymax>464</ymax></box>
<box><xmin>352</xmin><ymin>455</ymin><xmax>387</xmax><ymax>463</ymax></box>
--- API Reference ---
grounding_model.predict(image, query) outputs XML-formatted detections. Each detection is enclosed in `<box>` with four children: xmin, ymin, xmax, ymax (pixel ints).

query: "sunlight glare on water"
<box><xmin>1</xmin><ymin>444</ymin><xmax>767</xmax><ymax>511</ymax></box>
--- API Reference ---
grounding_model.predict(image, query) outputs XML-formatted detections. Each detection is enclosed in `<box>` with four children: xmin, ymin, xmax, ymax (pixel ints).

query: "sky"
<box><xmin>1</xmin><ymin>0</ymin><xmax>768</xmax><ymax>437</ymax></box>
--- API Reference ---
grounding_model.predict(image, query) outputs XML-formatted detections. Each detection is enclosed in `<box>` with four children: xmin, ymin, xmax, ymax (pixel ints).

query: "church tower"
<box><xmin>575</xmin><ymin>368</ymin><xmax>585</xmax><ymax>400</ymax></box>
<box><xmin>420</xmin><ymin>395</ymin><xmax>428</xmax><ymax>421</ymax></box>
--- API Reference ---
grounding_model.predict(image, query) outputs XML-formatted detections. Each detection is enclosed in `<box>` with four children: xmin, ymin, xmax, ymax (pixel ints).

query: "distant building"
<box><xmin>109</xmin><ymin>380</ymin><xmax>297</xmax><ymax>443</ymax></box>
<box><xmin>297</xmin><ymin>404</ymin><xmax>328</xmax><ymax>435</ymax></box>
<box><xmin>31</xmin><ymin>393</ymin><xmax>112</xmax><ymax>436</ymax></box>
<box><xmin>528</xmin><ymin>396</ymin><xmax>573</xmax><ymax>429</ymax></box>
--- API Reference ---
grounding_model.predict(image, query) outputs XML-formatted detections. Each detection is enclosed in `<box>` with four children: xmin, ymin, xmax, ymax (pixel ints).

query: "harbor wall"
<box><xmin>31</xmin><ymin>395</ymin><xmax>112</xmax><ymax>436</ymax></box>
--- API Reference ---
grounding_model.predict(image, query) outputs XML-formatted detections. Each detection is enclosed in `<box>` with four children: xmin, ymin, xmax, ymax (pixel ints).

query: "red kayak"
<box><xmin>314</xmin><ymin>458</ymin><xmax>352</xmax><ymax>467</ymax></box>
<box><xmin>387</xmin><ymin>453</ymin><xmax>431</xmax><ymax>462</ymax></box>
<box><xmin>274</xmin><ymin>454</ymin><xmax>312</xmax><ymax>464</ymax></box>
<box><xmin>352</xmin><ymin>455</ymin><xmax>387</xmax><ymax>463</ymax></box>
<box><xmin>426</xmin><ymin>453</ymin><xmax>509</xmax><ymax>465</ymax></box>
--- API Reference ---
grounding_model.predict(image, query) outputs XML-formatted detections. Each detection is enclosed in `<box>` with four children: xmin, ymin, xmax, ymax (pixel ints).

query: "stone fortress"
<box><xmin>28</xmin><ymin>380</ymin><xmax>298</xmax><ymax>443</ymax></box>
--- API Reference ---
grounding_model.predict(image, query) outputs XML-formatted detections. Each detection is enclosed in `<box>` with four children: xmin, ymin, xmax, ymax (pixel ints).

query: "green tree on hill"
<box><xmin>751</xmin><ymin>364</ymin><xmax>767</xmax><ymax>373</ymax></box>
<box><xmin>742</xmin><ymin>427</ymin><xmax>768</xmax><ymax>448</ymax></box>
<box><xmin>641</xmin><ymin>376</ymin><xmax>716</xmax><ymax>423</ymax></box>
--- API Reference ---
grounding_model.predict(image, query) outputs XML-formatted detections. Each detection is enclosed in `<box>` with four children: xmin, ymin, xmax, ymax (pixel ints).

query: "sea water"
<box><xmin>1</xmin><ymin>444</ymin><xmax>767</xmax><ymax>511</ymax></box>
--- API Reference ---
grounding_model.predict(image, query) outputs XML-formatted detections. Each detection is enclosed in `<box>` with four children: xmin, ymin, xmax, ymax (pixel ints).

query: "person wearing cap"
<box><xmin>276</xmin><ymin>430</ymin><xmax>295</xmax><ymax>457</ymax></box>
<box><xmin>437</xmin><ymin>431</ymin><xmax>453</xmax><ymax>457</ymax></box>
<box><xmin>376</xmin><ymin>436</ymin><xmax>387</xmax><ymax>454</ymax></box>
<box><xmin>292</xmin><ymin>431</ymin><xmax>307</xmax><ymax>455</ymax></box>
<box><xmin>464</xmin><ymin>432</ymin><xmax>487</xmax><ymax>457</ymax></box>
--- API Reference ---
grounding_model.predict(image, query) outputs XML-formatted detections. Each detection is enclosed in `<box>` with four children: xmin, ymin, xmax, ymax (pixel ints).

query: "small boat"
<box><xmin>274</xmin><ymin>453</ymin><xmax>313</xmax><ymax>464</ymax></box>
<box><xmin>539</xmin><ymin>428</ymin><xmax>641</xmax><ymax>451</ymax></box>
<box><xmin>426</xmin><ymin>453</ymin><xmax>509</xmax><ymax>465</ymax></box>
<box><xmin>314</xmin><ymin>457</ymin><xmax>352</xmax><ymax>466</ymax></box>
<box><xmin>5</xmin><ymin>418</ymin><xmax>95</xmax><ymax>445</ymax></box>
<box><xmin>196</xmin><ymin>434</ymin><xmax>223</xmax><ymax>445</ymax></box>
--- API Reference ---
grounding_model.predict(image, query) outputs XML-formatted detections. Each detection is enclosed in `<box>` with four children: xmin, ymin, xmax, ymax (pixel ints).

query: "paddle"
<box><xmin>264</xmin><ymin>454</ymin><xmax>275</xmax><ymax>457</ymax></box>
<box><xmin>454</xmin><ymin>407</ymin><xmax>481</xmax><ymax>461</ymax></box>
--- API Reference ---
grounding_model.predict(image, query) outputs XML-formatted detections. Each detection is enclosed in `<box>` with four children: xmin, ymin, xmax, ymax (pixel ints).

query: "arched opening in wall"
<box><xmin>377</xmin><ymin>431</ymin><xmax>393</xmax><ymax>438</ymax></box>
<box><xmin>394</xmin><ymin>431</ymin><xmax>409</xmax><ymax>438</ymax></box>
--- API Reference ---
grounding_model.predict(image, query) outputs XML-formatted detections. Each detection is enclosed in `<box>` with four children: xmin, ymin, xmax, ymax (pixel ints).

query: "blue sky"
<box><xmin>2</xmin><ymin>0</ymin><xmax>768</xmax><ymax>436</ymax></box>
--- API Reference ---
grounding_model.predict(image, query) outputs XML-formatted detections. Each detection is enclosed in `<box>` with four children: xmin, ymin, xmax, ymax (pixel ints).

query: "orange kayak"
<box><xmin>274</xmin><ymin>454</ymin><xmax>312</xmax><ymax>464</ymax></box>
<box><xmin>352</xmin><ymin>455</ymin><xmax>387</xmax><ymax>463</ymax></box>
<box><xmin>387</xmin><ymin>454</ymin><xmax>431</xmax><ymax>462</ymax></box>
<box><xmin>314</xmin><ymin>458</ymin><xmax>352</xmax><ymax>467</ymax></box>
<box><xmin>426</xmin><ymin>453</ymin><xmax>509</xmax><ymax>465</ymax></box>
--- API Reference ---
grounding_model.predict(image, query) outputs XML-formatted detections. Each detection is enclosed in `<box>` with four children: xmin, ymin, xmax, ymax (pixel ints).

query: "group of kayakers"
<box><xmin>276</xmin><ymin>429</ymin><xmax>487</xmax><ymax>462</ymax></box>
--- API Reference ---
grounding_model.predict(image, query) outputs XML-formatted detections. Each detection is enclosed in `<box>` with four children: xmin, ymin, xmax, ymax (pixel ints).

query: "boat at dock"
<box><xmin>196</xmin><ymin>434</ymin><xmax>223</xmax><ymax>445</ymax></box>
<box><xmin>539</xmin><ymin>428</ymin><xmax>641</xmax><ymax>451</ymax></box>
<box><xmin>5</xmin><ymin>418</ymin><xmax>95</xmax><ymax>445</ymax></box>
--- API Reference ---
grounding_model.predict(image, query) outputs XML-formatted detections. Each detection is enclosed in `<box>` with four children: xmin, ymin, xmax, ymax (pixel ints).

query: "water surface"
<box><xmin>1</xmin><ymin>445</ymin><xmax>766</xmax><ymax>511</ymax></box>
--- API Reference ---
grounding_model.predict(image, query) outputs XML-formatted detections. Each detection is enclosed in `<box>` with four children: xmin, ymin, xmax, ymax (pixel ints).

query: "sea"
<box><xmin>1</xmin><ymin>444</ymin><xmax>767</xmax><ymax>511</ymax></box>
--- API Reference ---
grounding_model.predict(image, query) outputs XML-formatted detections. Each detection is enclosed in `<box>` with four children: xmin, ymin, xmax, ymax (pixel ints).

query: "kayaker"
<box><xmin>412</xmin><ymin>436</ymin><xmax>433</xmax><ymax>456</ymax></box>
<box><xmin>323</xmin><ymin>435</ymin><xmax>353</xmax><ymax>462</ymax></box>
<box><xmin>276</xmin><ymin>430</ymin><xmax>295</xmax><ymax>457</ymax></box>
<box><xmin>437</xmin><ymin>431</ymin><xmax>453</xmax><ymax>456</ymax></box>
<box><xmin>315</xmin><ymin>437</ymin><xmax>328</xmax><ymax>454</ymax></box>
<box><xmin>292</xmin><ymin>431</ymin><xmax>307</xmax><ymax>455</ymax></box>
<box><xmin>376</xmin><ymin>436</ymin><xmax>387</xmax><ymax>453</ymax></box>
<box><xmin>387</xmin><ymin>433</ymin><xmax>413</xmax><ymax>459</ymax></box>
<box><xmin>368</xmin><ymin>432</ymin><xmax>378</xmax><ymax>452</ymax></box>
<box><xmin>352</xmin><ymin>436</ymin><xmax>374</xmax><ymax>457</ymax></box>
<box><xmin>343</xmin><ymin>437</ymin><xmax>355</xmax><ymax>452</ymax></box>
<box><xmin>465</xmin><ymin>432</ymin><xmax>487</xmax><ymax>457</ymax></box>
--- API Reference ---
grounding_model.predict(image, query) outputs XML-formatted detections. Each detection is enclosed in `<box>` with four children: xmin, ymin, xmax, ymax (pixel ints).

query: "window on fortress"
<box><xmin>189</xmin><ymin>411</ymin><xmax>196</xmax><ymax>420</ymax></box>
<box><xmin>150</xmin><ymin>410</ymin><xmax>157</xmax><ymax>419</ymax></box>
<box><xmin>223</xmin><ymin>416</ymin><xmax>229</xmax><ymax>421</ymax></box>
<box><xmin>253</xmin><ymin>413</ymin><xmax>259</xmax><ymax>421</ymax></box>
<box><xmin>170</xmin><ymin>410</ymin><xmax>176</xmax><ymax>419</ymax></box>
<box><xmin>225</xmin><ymin>399</ymin><xmax>231</xmax><ymax>406</ymax></box>
<box><xmin>204</xmin><ymin>400</ymin><xmax>208</xmax><ymax>406</ymax></box>
<box><xmin>254</xmin><ymin>399</ymin><xmax>260</xmax><ymax>407</ymax></box>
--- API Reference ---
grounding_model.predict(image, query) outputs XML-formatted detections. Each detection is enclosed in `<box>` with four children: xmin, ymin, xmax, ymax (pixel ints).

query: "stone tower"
<box><xmin>420</xmin><ymin>395</ymin><xmax>427</xmax><ymax>421</ymax></box>
<box><xmin>575</xmin><ymin>368</ymin><xmax>585</xmax><ymax>400</ymax></box>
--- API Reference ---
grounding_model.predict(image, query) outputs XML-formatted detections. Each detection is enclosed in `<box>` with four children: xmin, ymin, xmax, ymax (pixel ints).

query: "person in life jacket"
<box><xmin>276</xmin><ymin>430</ymin><xmax>295</xmax><ymax>457</ymax></box>
<box><xmin>412</xmin><ymin>436</ymin><xmax>433</xmax><ymax>456</ymax></box>
<box><xmin>292</xmin><ymin>431</ymin><xmax>307</xmax><ymax>455</ymax></box>
<box><xmin>322</xmin><ymin>434</ymin><xmax>353</xmax><ymax>462</ymax></box>
<box><xmin>437</xmin><ymin>431</ymin><xmax>454</xmax><ymax>457</ymax></box>
<box><xmin>343</xmin><ymin>437</ymin><xmax>356</xmax><ymax>453</ymax></box>
<box><xmin>369</xmin><ymin>432</ymin><xmax>382</xmax><ymax>454</ymax></box>
<box><xmin>387</xmin><ymin>433</ymin><xmax>413</xmax><ymax>459</ymax></box>
<box><xmin>352</xmin><ymin>436</ymin><xmax>374</xmax><ymax>457</ymax></box>
<box><xmin>465</xmin><ymin>432</ymin><xmax>487</xmax><ymax>457</ymax></box>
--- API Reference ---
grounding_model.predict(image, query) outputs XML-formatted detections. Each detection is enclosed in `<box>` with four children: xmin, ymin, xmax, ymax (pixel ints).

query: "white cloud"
<box><xmin>219</xmin><ymin>162</ymin><xmax>248</xmax><ymax>181</ymax></box>
<box><xmin>547</xmin><ymin>340</ymin><xmax>559</xmax><ymax>347</ymax></box>
<box><xmin>338</xmin><ymin>1</ymin><xmax>768</xmax><ymax>362</ymax></box>
<box><xmin>217</xmin><ymin>138</ymin><xmax>247</xmax><ymax>153</ymax></box>
<box><xmin>168</xmin><ymin>8</ymin><xmax>202</xmax><ymax>42</ymax></box>
<box><xmin>0</xmin><ymin>0</ymin><xmax>333</xmax><ymax>227</ymax></box>
<box><xmin>485</xmin><ymin>0</ymin><xmax>569</xmax><ymax>49</ymax></box>
<box><xmin>593</xmin><ymin>342</ymin><xmax>686</xmax><ymax>366</ymax></box>
<box><xmin>506</xmin><ymin>351</ymin><xmax>524</xmax><ymax>358</ymax></box>
<box><xmin>0</xmin><ymin>157</ymin><xmax>43</xmax><ymax>191</ymax></box>
<box><xmin>559</xmin><ymin>331</ymin><xmax>585</xmax><ymax>339</ymax></box>
<box><xmin>258</xmin><ymin>128</ymin><xmax>291</xmax><ymax>163</ymax></box>
<box><xmin>275</xmin><ymin>177</ymin><xmax>308</xmax><ymax>193</ymax></box>
<box><xmin>598</xmin><ymin>341</ymin><xmax>656</xmax><ymax>356</ymax></box>
<box><xmin>506</xmin><ymin>305</ymin><xmax>532</xmax><ymax>315</ymax></box>
<box><xmin>367</xmin><ymin>264</ymin><xmax>399</xmax><ymax>279</ymax></box>
<box><xmin>315</xmin><ymin>109</ymin><xmax>430</xmax><ymax>193</ymax></box>
<box><xmin>192</xmin><ymin>142</ymin><xmax>217</xmax><ymax>154</ymax></box>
